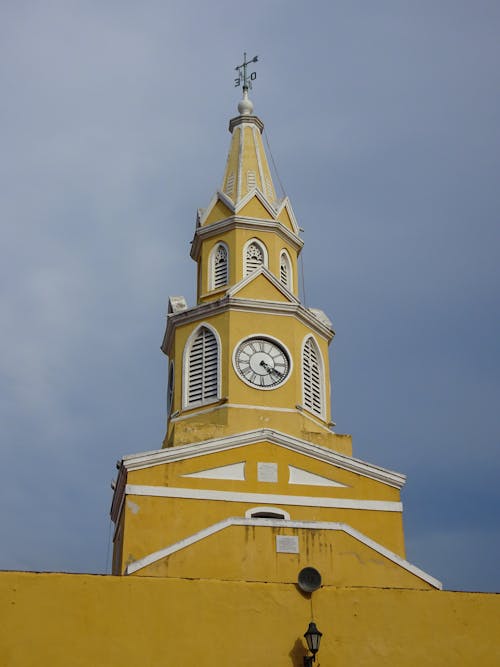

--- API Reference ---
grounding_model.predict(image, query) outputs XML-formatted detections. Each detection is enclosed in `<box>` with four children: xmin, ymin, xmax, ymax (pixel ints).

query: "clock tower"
<box><xmin>110</xmin><ymin>69</ymin><xmax>440</xmax><ymax>591</ymax></box>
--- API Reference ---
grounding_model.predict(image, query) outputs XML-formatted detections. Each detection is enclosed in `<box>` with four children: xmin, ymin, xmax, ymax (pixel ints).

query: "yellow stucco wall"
<box><xmin>1</xmin><ymin>571</ymin><xmax>498</xmax><ymax>667</ymax></box>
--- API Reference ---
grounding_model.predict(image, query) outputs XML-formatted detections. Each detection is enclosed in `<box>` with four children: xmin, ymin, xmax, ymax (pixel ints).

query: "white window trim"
<box><xmin>182</xmin><ymin>323</ymin><xmax>222</xmax><ymax>410</ymax></box>
<box><xmin>208</xmin><ymin>241</ymin><xmax>229</xmax><ymax>291</ymax></box>
<box><xmin>279</xmin><ymin>249</ymin><xmax>293</xmax><ymax>291</ymax></box>
<box><xmin>243</xmin><ymin>237</ymin><xmax>268</xmax><ymax>277</ymax></box>
<box><xmin>301</xmin><ymin>334</ymin><xmax>326</xmax><ymax>421</ymax></box>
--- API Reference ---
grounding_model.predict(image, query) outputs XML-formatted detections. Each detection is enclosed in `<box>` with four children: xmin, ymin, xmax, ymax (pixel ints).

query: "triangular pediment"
<box><xmin>200</xmin><ymin>192</ymin><xmax>235</xmax><ymax>226</ymax></box>
<box><xmin>227</xmin><ymin>267</ymin><xmax>299</xmax><ymax>304</ymax></box>
<box><xmin>235</xmin><ymin>189</ymin><xmax>277</xmax><ymax>219</ymax></box>
<box><xmin>117</xmin><ymin>429</ymin><xmax>405</xmax><ymax>489</ymax></box>
<box><xmin>276</xmin><ymin>198</ymin><xmax>300</xmax><ymax>235</ymax></box>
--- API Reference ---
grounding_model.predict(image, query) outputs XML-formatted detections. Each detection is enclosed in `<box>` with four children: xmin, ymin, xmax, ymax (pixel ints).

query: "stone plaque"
<box><xmin>276</xmin><ymin>535</ymin><xmax>299</xmax><ymax>554</ymax></box>
<box><xmin>258</xmin><ymin>462</ymin><xmax>278</xmax><ymax>482</ymax></box>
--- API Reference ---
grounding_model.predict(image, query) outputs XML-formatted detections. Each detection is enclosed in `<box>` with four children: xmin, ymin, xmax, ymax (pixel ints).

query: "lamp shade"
<box><xmin>304</xmin><ymin>622</ymin><xmax>322</xmax><ymax>654</ymax></box>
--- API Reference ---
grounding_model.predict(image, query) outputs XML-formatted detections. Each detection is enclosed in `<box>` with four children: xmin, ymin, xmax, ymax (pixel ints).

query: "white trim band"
<box><xmin>125</xmin><ymin>484</ymin><xmax>402</xmax><ymax>512</ymax></box>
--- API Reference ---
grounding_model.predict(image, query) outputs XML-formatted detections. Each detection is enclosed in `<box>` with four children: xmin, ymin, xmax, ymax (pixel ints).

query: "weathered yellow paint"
<box><xmin>118</xmin><ymin>438</ymin><xmax>405</xmax><ymax>575</ymax></box>
<box><xmin>1</xmin><ymin>572</ymin><xmax>499</xmax><ymax>667</ymax></box>
<box><xmin>142</xmin><ymin>523</ymin><xmax>425</xmax><ymax>587</ymax></box>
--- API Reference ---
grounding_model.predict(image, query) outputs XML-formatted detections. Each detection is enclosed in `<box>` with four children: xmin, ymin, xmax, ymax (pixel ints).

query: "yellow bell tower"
<box><xmin>110</xmin><ymin>61</ymin><xmax>440</xmax><ymax>591</ymax></box>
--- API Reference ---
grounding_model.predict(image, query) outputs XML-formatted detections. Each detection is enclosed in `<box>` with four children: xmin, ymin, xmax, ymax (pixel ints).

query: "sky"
<box><xmin>0</xmin><ymin>1</ymin><xmax>499</xmax><ymax>592</ymax></box>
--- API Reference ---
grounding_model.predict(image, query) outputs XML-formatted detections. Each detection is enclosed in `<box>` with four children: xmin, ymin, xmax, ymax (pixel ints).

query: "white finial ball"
<box><xmin>238</xmin><ymin>93</ymin><xmax>254</xmax><ymax>115</ymax></box>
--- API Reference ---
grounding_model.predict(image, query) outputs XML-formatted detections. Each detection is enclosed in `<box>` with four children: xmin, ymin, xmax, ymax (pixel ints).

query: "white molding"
<box><xmin>231</xmin><ymin>332</ymin><xmax>294</xmax><ymax>391</ymax></box>
<box><xmin>190</xmin><ymin>215</ymin><xmax>303</xmax><ymax>261</ymax></box>
<box><xmin>275</xmin><ymin>197</ymin><xmax>300</xmax><ymax>235</ymax></box>
<box><xmin>182</xmin><ymin>322</ymin><xmax>222</xmax><ymax>410</ymax></box>
<box><xmin>242</xmin><ymin>237</ymin><xmax>269</xmax><ymax>276</ymax></box>
<box><xmin>161</xmin><ymin>297</ymin><xmax>333</xmax><ymax>357</ymax></box>
<box><xmin>288</xmin><ymin>465</ymin><xmax>347</xmax><ymax>488</ymax></box>
<box><xmin>253</xmin><ymin>125</ymin><xmax>266</xmax><ymax>197</ymax></box>
<box><xmin>208</xmin><ymin>241</ymin><xmax>229</xmax><ymax>291</ymax></box>
<box><xmin>279</xmin><ymin>249</ymin><xmax>293</xmax><ymax>292</ymax></box>
<box><xmin>117</xmin><ymin>428</ymin><xmax>406</xmax><ymax>487</ymax></box>
<box><xmin>124</xmin><ymin>516</ymin><xmax>442</xmax><ymax>589</ymax></box>
<box><xmin>125</xmin><ymin>484</ymin><xmax>403</xmax><ymax>513</ymax></box>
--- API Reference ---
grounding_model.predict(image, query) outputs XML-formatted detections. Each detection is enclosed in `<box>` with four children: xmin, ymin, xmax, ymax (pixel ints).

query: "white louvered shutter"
<box><xmin>187</xmin><ymin>327</ymin><xmax>218</xmax><ymax>405</ymax></box>
<box><xmin>280</xmin><ymin>252</ymin><xmax>291</xmax><ymax>289</ymax></box>
<box><xmin>303</xmin><ymin>338</ymin><xmax>322</xmax><ymax>416</ymax></box>
<box><xmin>213</xmin><ymin>244</ymin><xmax>228</xmax><ymax>288</ymax></box>
<box><xmin>245</xmin><ymin>242</ymin><xmax>264</xmax><ymax>275</ymax></box>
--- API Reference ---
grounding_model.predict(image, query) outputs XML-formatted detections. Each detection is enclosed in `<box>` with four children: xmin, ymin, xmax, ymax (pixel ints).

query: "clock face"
<box><xmin>234</xmin><ymin>337</ymin><xmax>291</xmax><ymax>389</ymax></box>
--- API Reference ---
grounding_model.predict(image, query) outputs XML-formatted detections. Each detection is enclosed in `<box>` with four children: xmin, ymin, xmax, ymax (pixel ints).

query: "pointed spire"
<box><xmin>221</xmin><ymin>53</ymin><xmax>278</xmax><ymax>206</ymax></box>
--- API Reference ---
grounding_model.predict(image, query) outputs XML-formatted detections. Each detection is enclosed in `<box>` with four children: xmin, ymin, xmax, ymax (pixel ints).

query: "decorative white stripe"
<box><xmin>182</xmin><ymin>462</ymin><xmax>245</xmax><ymax>481</ymax></box>
<box><xmin>125</xmin><ymin>516</ymin><xmax>442</xmax><ymax>589</ymax></box>
<box><xmin>288</xmin><ymin>465</ymin><xmax>347</xmax><ymax>488</ymax></box>
<box><xmin>125</xmin><ymin>484</ymin><xmax>403</xmax><ymax>512</ymax></box>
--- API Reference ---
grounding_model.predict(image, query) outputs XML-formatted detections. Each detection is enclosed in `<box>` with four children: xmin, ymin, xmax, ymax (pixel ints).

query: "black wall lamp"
<box><xmin>303</xmin><ymin>621</ymin><xmax>322</xmax><ymax>666</ymax></box>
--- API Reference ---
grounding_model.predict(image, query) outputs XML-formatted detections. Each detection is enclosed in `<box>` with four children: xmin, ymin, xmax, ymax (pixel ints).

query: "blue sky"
<box><xmin>1</xmin><ymin>1</ymin><xmax>499</xmax><ymax>591</ymax></box>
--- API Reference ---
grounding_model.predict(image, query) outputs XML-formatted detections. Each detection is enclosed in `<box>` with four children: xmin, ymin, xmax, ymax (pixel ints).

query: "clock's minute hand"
<box><xmin>259</xmin><ymin>360</ymin><xmax>284</xmax><ymax>377</ymax></box>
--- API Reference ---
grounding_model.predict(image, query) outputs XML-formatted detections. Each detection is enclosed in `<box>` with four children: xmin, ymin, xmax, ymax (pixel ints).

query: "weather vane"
<box><xmin>234</xmin><ymin>52</ymin><xmax>258</xmax><ymax>91</ymax></box>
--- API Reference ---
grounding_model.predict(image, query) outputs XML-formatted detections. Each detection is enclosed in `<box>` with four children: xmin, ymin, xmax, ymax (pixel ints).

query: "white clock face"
<box><xmin>234</xmin><ymin>337</ymin><xmax>291</xmax><ymax>389</ymax></box>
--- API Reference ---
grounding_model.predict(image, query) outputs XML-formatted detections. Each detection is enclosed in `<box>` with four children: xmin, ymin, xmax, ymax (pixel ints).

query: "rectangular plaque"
<box><xmin>276</xmin><ymin>535</ymin><xmax>299</xmax><ymax>554</ymax></box>
<box><xmin>258</xmin><ymin>462</ymin><xmax>278</xmax><ymax>483</ymax></box>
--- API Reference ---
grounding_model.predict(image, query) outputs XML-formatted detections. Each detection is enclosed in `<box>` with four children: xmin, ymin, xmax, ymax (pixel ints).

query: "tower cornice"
<box><xmin>228</xmin><ymin>114</ymin><xmax>264</xmax><ymax>134</ymax></box>
<box><xmin>190</xmin><ymin>214</ymin><xmax>303</xmax><ymax>261</ymax></box>
<box><xmin>161</xmin><ymin>296</ymin><xmax>335</xmax><ymax>356</ymax></box>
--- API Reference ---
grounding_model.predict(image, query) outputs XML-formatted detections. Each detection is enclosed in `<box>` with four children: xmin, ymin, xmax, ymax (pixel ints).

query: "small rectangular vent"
<box><xmin>225</xmin><ymin>173</ymin><xmax>235</xmax><ymax>196</ymax></box>
<box><xmin>247</xmin><ymin>170</ymin><xmax>256</xmax><ymax>191</ymax></box>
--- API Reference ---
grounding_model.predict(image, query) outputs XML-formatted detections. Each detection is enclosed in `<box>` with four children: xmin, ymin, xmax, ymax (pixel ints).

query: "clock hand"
<box><xmin>259</xmin><ymin>360</ymin><xmax>284</xmax><ymax>377</ymax></box>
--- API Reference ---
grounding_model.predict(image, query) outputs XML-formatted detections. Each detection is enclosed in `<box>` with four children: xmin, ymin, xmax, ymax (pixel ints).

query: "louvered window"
<box><xmin>302</xmin><ymin>337</ymin><xmax>323</xmax><ymax>417</ymax></box>
<box><xmin>280</xmin><ymin>251</ymin><xmax>292</xmax><ymax>290</ymax></box>
<box><xmin>187</xmin><ymin>327</ymin><xmax>219</xmax><ymax>405</ymax></box>
<box><xmin>245</xmin><ymin>241</ymin><xmax>265</xmax><ymax>276</ymax></box>
<box><xmin>225</xmin><ymin>173</ymin><xmax>235</xmax><ymax>196</ymax></box>
<box><xmin>247</xmin><ymin>170</ymin><xmax>256</xmax><ymax>190</ymax></box>
<box><xmin>212</xmin><ymin>243</ymin><xmax>228</xmax><ymax>289</ymax></box>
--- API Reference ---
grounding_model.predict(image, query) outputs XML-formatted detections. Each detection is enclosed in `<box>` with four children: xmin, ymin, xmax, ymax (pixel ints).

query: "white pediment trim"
<box><xmin>226</xmin><ymin>266</ymin><xmax>300</xmax><ymax>304</ymax></box>
<box><xmin>116</xmin><ymin>428</ymin><xmax>405</xmax><ymax>487</ymax></box>
<box><xmin>234</xmin><ymin>187</ymin><xmax>278</xmax><ymax>217</ymax></box>
<box><xmin>124</xmin><ymin>516</ymin><xmax>442</xmax><ymax>589</ymax></box>
<box><xmin>275</xmin><ymin>197</ymin><xmax>300</xmax><ymax>235</ymax></box>
<box><xmin>198</xmin><ymin>191</ymin><xmax>236</xmax><ymax>226</ymax></box>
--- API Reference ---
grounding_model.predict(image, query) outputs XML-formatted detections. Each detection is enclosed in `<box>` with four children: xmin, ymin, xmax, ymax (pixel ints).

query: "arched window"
<box><xmin>302</xmin><ymin>336</ymin><xmax>324</xmax><ymax>418</ymax></box>
<box><xmin>209</xmin><ymin>242</ymin><xmax>229</xmax><ymax>290</ymax></box>
<box><xmin>184</xmin><ymin>325</ymin><xmax>220</xmax><ymax>407</ymax></box>
<box><xmin>244</xmin><ymin>239</ymin><xmax>267</xmax><ymax>276</ymax></box>
<box><xmin>280</xmin><ymin>250</ymin><xmax>292</xmax><ymax>291</ymax></box>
